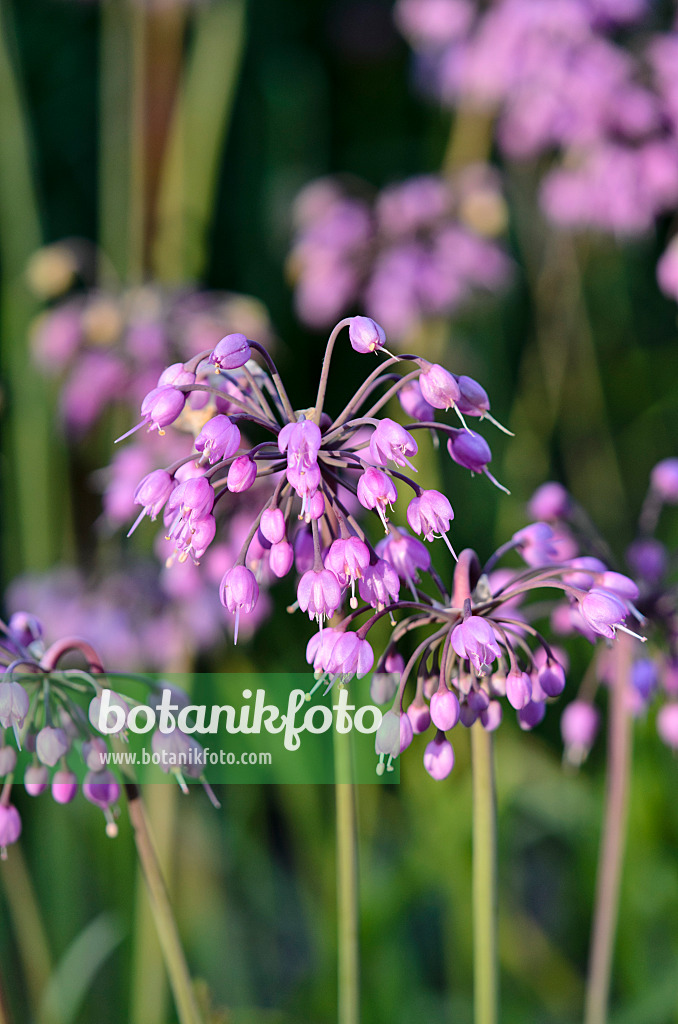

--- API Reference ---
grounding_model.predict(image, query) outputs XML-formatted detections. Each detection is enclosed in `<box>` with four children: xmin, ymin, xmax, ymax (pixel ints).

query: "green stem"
<box><xmin>333</xmin><ymin>727</ymin><xmax>360</xmax><ymax>1024</ymax></box>
<box><xmin>584</xmin><ymin>637</ymin><xmax>633</xmax><ymax>1024</ymax></box>
<box><xmin>125</xmin><ymin>784</ymin><xmax>205</xmax><ymax>1024</ymax></box>
<box><xmin>471</xmin><ymin>722</ymin><xmax>498</xmax><ymax>1024</ymax></box>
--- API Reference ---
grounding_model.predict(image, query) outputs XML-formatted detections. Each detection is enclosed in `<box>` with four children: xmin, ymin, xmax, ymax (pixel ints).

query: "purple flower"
<box><xmin>0</xmin><ymin>681</ymin><xmax>30</xmax><ymax>730</ymax></box>
<box><xmin>423</xmin><ymin>731</ymin><xmax>455</xmax><ymax>780</ymax></box>
<box><xmin>25</xmin><ymin>765</ymin><xmax>49</xmax><ymax>796</ymax></box>
<box><xmin>219</xmin><ymin>566</ymin><xmax>259</xmax><ymax>643</ymax></box>
<box><xmin>398</xmin><ymin>380</ymin><xmax>435</xmax><ymax>421</ymax></box>
<box><xmin>209</xmin><ymin>333</ymin><xmax>251</xmax><ymax>371</ymax></box>
<box><xmin>512</xmin><ymin>523</ymin><xmax>559</xmax><ymax>567</ymax></box>
<box><xmin>297</xmin><ymin>569</ymin><xmax>342</xmax><ymax>624</ymax></box>
<box><xmin>52</xmin><ymin>770</ymin><xmax>78</xmax><ymax>805</ymax></box>
<box><xmin>358</xmin><ymin>559</ymin><xmax>401</xmax><ymax>610</ymax></box>
<box><xmin>538</xmin><ymin>661</ymin><xmax>566</xmax><ymax>698</ymax></box>
<box><xmin>324</xmin><ymin>537</ymin><xmax>370</xmax><ymax>599</ymax></box>
<box><xmin>631</xmin><ymin>658</ymin><xmax>658</xmax><ymax>702</ymax></box>
<box><xmin>166</xmin><ymin>476</ymin><xmax>214</xmax><ymax>524</ymax></box>
<box><xmin>561</xmin><ymin>701</ymin><xmax>599</xmax><ymax>765</ymax></box>
<box><xmin>260</xmin><ymin>508</ymin><xmax>286</xmax><ymax>544</ymax></box>
<box><xmin>430</xmin><ymin>685</ymin><xmax>460</xmax><ymax>731</ymax></box>
<box><xmin>375</xmin><ymin>710</ymin><xmax>411</xmax><ymax>773</ymax></box>
<box><xmin>279</xmin><ymin>419</ymin><xmax>322</xmax><ymax>472</ymax></box>
<box><xmin>480</xmin><ymin>700</ymin><xmax>503</xmax><ymax>732</ymax></box>
<box><xmin>528</xmin><ymin>482</ymin><xmax>571</xmax><ymax>521</ymax></box>
<box><xmin>407</xmin><ymin>489</ymin><xmax>454</xmax><ymax>542</ymax></box>
<box><xmin>626</xmin><ymin>538</ymin><xmax>667</xmax><ymax>584</ymax></box>
<box><xmin>369</xmin><ymin>418</ymin><xmax>418</xmax><ymax>470</ymax></box>
<box><xmin>270</xmin><ymin>540</ymin><xmax>294</xmax><ymax>578</ymax></box>
<box><xmin>0</xmin><ymin>746</ymin><xmax>17</xmax><ymax>776</ymax></box>
<box><xmin>657</xmin><ymin>704</ymin><xmax>678</xmax><ymax>750</ymax></box>
<box><xmin>517</xmin><ymin>700</ymin><xmax>547</xmax><ymax>731</ymax></box>
<box><xmin>348</xmin><ymin>316</ymin><xmax>386</xmax><ymax>353</ymax></box>
<box><xmin>505</xmin><ymin>670</ymin><xmax>532</xmax><ymax>710</ymax></box>
<box><xmin>0</xmin><ymin>804</ymin><xmax>21</xmax><ymax>853</ymax></box>
<box><xmin>194</xmin><ymin>415</ymin><xmax>241</xmax><ymax>466</ymax></box>
<box><xmin>357</xmin><ymin>468</ymin><xmax>398</xmax><ymax>531</ymax></box>
<box><xmin>227</xmin><ymin>456</ymin><xmax>257</xmax><ymax>493</ymax></box>
<box><xmin>306</xmin><ymin>627</ymin><xmax>343</xmax><ymax>674</ymax></box>
<box><xmin>128</xmin><ymin>469</ymin><xmax>174</xmax><ymax>537</ymax></box>
<box><xmin>83</xmin><ymin>770</ymin><xmax>120</xmax><ymax>810</ymax></box>
<box><xmin>651</xmin><ymin>458</ymin><xmax>678</xmax><ymax>503</ymax></box>
<box><xmin>446</xmin><ymin>428</ymin><xmax>491</xmax><ymax>473</ymax></box>
<box><xmin>454</xmin><ymin>375</ymin><xmax>490</xmax><ymax>418</ymax></box>
<box><xmin>579</xmin><ymin>588</ymin><xmax>629</xmax><ymax>639</ymax></box>
<box><xmin>418</xmin><ymin>362</ymin><xmax>461</xmax><ymax>410</ymax></box>
<box><xmin>451</xmin><ymin>615</ymin><xmax>501</xmax><ymax>674</ymax></box>
<box><xmin>377</xmin><ymin>529</ymin><xmax>430</xmax><ymax>586</ymax></box>
<box><xmin>326</xmin><ymin>632</ymin><xmax>374</xmax><ymax>680</ymax></box>
<box><xmin>7</xmin><ymin>612</ymin><xmax>43</xmax><ymax>648</ymax></box>
<box><xmin>36</xmin><ymin>726</ymin><xmax>70</xmax><ymax>767</ymax></box>
<box><xmin>158</xmin><ymin>362</ymin><xmax>196</xmax><ymax>387</ymax></box>
<box><xmin>140</xmin><ymin>387</ymin><xmax>186</xmax><ymax>434</ymax></box>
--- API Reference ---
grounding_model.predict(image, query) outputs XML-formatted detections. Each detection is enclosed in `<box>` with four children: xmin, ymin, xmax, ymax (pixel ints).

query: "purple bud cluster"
<box><xmin>288</xmin><ymin>170</ymin><xmax>512</xmax><ymax>341</ymax></box>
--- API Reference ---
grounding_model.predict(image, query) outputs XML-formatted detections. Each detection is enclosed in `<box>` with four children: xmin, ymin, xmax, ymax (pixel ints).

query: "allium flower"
<box><xmin>357</xmin><ymin>468</ymin><xmax>398</xmax><ymax>531</ymax></box>
<box><xmin>0</xmin><ymin>804</ymin><xmax>21</xmax><ymax>856</ymax></box>
<box><xmin>227</xmin><ymin>456</ymin><xmax>257</xmax><ymax>493</ymax></box>
<box><xmin>297</xmin><ymin>569</ymin><xmax>342</xmax><ymax>625</ymax></box>
<box><xmin>368</xmin><ymin>418</ymin><xmax>418</xmax><ymax>470</ymax></box>
<box><xmin>194</xmin><ymin>415</ymin><xmax>241</xmax><ymax>466</ymax></box>
<box><xmin>52</xmin><ymin>771</ymin><xmax>78</xmax><ymax>805</ymax></box>
<box><xmin>407</xmin><ymin>490</ymin><xmax>454</xmax><ymax>544</ymax></box>
<box><xmin>219</xmin><ymin>566</ymin><xmax>259</xmax><ymax>642</ymax></box>
<box><xmin>348</xmin><ymin>316</ymin><xmax>386</xmax><ymax>353</ymax></box>
<box><xmin>36</xmin><ymin>726</ymin><xmax>70</xmax><ymax>767</ymax></box>
<box><xmin>579</xmin><ymin>588</ymin><xmax>629</xmax><ymax>639</ymax></box>
<box><xmin>418</xmin><ymin>362</ymin><xmax>461</xmax><ymax>411</ymax></box>
<box><xmin>209</xmin><ymin>333</ymin><xmax>251</xmax><ymax>371</ymax></box>
<box><xmin>423</xmin><ymin>732</ymin><xmax>455</xmax><ymax>780</ymax></box>
<box><xmin>451</xmin><ymin>616</ymin><xmax>502</xmax><ymax>675</ymax></box>
<box><xmin>128</xmin><ymin>469</ymin><xmax>175</xmax><ymax>536</ymax></box>
<box><xmin>358</xmin><ymin>559</ymin><xmax>401</xmax><ymax>611</ymax></box>
<box><xmin>0</xmin><ymin>681</ymin><xmax>30</xmax><ymax>731</ymax></box>
<box><xmin>651</xmin><ymin>458</ymin><xmax>678</xmax><ymax>503</ymax></box>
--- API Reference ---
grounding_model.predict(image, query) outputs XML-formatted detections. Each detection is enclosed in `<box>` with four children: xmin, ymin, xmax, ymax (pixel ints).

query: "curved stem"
<box><xmin>313</xmin><ymin>319</ymin><xmax>352</xmax><ymax>425</ymax></box>
<box><xmin>584</xmin><ymin>636</ymin><xmax>633</xmax><ymax>1024</ymax></box>
<box><xmin>471</xmin><ymin>722</ymin><xmax>498</xmax><ymax>1024</ymax></box>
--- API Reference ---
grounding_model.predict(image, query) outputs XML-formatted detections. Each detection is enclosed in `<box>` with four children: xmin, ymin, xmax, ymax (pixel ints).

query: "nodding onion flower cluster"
<box><xmin>0</xmin><ymin>616</ymin><xmax>218</xmax><ymax>858</ymax></box>
<box><xmin>112</xmin><ymin>314</ymin><xmax>649</xmax><ymax>778</ymax></box>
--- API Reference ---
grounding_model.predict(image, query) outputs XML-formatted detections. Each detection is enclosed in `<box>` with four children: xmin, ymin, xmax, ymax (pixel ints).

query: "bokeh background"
<box><xmin>2</xmin><ymin>1</ymin><xmax>678</xmax><ymax>1022</ymax></box>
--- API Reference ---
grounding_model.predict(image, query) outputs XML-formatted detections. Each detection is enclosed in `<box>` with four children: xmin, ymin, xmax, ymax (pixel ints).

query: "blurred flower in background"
<box><xmin>288</xmin><ymin>168</ymin><xmax>512</xmax><ymax>341</ymax></box>
<box><xmin>395</xmin><ymin>0</ymin><xmax>678</xmax><ymax>297</ymax></box>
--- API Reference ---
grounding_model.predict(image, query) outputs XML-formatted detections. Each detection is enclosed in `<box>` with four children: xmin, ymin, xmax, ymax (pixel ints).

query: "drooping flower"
<box><xmin>451</xmin><ymin>616</ymin><xmax>501</xmax><ymax>674</ymax></box>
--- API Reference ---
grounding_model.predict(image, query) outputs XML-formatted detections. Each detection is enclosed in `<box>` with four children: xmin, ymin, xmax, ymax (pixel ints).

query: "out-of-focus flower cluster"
<box><xmin>395</xmin><ymin>0</ymin><xmax>678</xmax><ymax>300</ymax></box>
<box><xmin>113</xmin><ymin>311</ymin><xmax>647</xmax><ymax>780</ymax></box>
<box><xmin>288</xmin><ymin>170</ymin><xmax>512</xmax><ymax>342</ymax></box>
<box><xmin>525</xmin><ymin>463</ymin><xmax>678</xmax><ymax>764</ymax></box>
